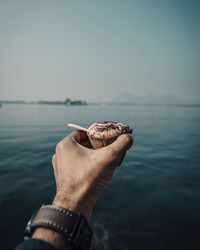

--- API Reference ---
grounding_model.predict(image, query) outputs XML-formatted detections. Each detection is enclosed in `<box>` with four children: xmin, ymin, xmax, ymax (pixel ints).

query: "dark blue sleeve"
<box><xmin>15</xmin><ymin>238</ymin><xmax>56</xmax><ymax>250</ymax></box>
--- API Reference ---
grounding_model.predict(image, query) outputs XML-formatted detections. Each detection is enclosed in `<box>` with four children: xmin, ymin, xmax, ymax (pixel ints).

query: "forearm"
<box><xmin>32</xmin><ymin>228</ymin><xmax>75</xmax><ymax>250</ymax></box>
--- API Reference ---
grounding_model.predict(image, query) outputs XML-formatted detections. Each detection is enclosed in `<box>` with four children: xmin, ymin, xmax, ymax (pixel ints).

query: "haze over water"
<box><xmin>0</xmin><ymin>0</ymin><xmax>199</xmax><ymax>103</ymax></box>
<box><xmin>0</xmin><ymin>104</ymin><xmax>199</xmax><ymax>250</ymax></box>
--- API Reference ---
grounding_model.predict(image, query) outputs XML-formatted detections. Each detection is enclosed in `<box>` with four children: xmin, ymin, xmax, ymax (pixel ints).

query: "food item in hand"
<box><xmin>87</xmin><ymin>121</ymin><xmax>132</xmax><ymax>149</ymax></box>
<box><xmin>68</xmin><ymin>121</ymin><xmax>133</xmax><ymax>149</ymax></box>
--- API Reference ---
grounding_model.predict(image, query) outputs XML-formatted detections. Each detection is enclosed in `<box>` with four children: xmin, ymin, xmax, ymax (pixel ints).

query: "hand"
<box><xmin>52</xmin><ymin>130</ymin><xmax>133</xmax><ymax>220</ymax></box>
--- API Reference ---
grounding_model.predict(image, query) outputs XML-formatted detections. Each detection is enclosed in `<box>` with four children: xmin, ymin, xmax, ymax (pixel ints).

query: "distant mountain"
<box><xmin>112</xmin><ymin>93</ymin><xmax>144</xmax><ymax>104</ymax></box>
<box><xmin>144</xmin><ymin>93</ymin><xmax>180</xmax><ymax>105</ymax></box>
<box><xmin>112</xmin><ymin>92</ymin><xmax>181</xmax><ymax>105</ymax></box>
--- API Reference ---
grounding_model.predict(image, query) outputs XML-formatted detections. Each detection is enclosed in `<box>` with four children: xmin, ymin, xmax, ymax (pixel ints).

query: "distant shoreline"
<box><xmin>0</xmin><ymin>101</ymin><xmax>199</xmax><ymax>107</ymax></box>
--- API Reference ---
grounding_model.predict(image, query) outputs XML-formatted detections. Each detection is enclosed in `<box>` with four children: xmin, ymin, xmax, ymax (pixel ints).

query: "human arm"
<box><xmin>16</xmin><ymin>130</ymin><xmax>133</xmax><ymax>250</ymax></box>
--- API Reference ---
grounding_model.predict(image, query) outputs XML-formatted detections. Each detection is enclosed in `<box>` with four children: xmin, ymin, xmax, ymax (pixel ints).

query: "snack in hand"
<box><xmin>68</xmin><ymin>121</ymin><xmax>133</xmax><ymax>149</ymax></box>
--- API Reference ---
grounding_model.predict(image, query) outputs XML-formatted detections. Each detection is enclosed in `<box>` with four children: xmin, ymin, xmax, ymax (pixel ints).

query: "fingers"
<box><xmin>57</xmin><ymin>131</ymin><xmax>133</xmax><ymax>158</ymax></box>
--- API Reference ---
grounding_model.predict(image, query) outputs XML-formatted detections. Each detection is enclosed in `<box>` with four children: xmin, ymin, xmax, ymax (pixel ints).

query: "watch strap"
<box><xmin>30</xmin><ymin>205</ymin><xmax>92</xmax><ymax>250</ymax></box>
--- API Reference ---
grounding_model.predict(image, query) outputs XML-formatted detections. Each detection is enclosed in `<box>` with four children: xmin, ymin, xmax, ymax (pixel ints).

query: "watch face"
<box><xmin>24</xmin><ymin>207</ymin><xmax>40</xmax><ymax>240</ymax></box>
<box><xmin>24</xmin><ymin>226</ymin><xmax>31</xmax><ymax>240</ymax></box>
<box><xmin>24</xmin><ymin>221</ymin><xmax>33</xmax><ymax>240</ymax></box>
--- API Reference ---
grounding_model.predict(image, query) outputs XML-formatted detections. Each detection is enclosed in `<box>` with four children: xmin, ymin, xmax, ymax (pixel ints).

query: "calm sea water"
<box><xmin>0</xmin><ymin>104</ymin><xmax>200</xmax><ymax>250</ymax></box>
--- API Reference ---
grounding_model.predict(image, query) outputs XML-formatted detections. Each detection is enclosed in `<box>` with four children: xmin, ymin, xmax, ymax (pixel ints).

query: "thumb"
<box><xmin>106</xmin><ymin>133</ymin><xmax>133</xmax><ymax>154</ymax></box>
<box><xmin>93</xmin><ymin>134</ymin><xmax>133</xmax><ymax>170</ymax></box>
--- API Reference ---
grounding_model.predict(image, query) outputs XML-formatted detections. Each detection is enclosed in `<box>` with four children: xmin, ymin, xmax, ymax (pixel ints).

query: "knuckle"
<box><xmin>56</xmin><ymin>142</ymin><xmax>63</xmax><ymax>153</ymax></box>
<box><xmin>52</xmin><ymin>154</ymin><xmax>56</xmax><ymax>164</ymax></box>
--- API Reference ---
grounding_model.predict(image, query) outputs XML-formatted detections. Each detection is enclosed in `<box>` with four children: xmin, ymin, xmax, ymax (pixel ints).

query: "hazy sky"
<box><xmin>0</xmin><ymin>0</ymin><xmax>199</xmax><ymax>102</ymax></box>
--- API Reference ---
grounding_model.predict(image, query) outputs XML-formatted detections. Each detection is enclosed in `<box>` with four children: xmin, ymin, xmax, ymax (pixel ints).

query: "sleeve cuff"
<box><xmin>15</xmin><ymin>238</ymin><xmax>56</xmax><ymax>250</ymax></box>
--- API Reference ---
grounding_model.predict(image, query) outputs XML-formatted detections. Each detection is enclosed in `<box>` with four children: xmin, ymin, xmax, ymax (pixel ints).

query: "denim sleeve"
<box><xmin>15</xmin><ymin>238</ymin><xmax>56</xmax><ymax>250</ymax></box>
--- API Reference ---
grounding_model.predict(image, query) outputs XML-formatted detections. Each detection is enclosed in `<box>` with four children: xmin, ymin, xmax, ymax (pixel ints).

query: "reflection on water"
<box><xmin>0</xmin><ymin>104</ymin><xmax>200</xmax><ymax>250</ymax></box>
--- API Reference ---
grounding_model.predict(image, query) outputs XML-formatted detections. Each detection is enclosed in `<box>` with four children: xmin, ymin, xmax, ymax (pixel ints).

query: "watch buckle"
<box><xmin>68</xmin><ymin>213</ymin><xmax>84</xmax><ymax>243</ymax></box>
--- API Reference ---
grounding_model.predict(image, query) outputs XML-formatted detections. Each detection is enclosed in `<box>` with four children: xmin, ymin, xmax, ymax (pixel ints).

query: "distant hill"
<box><xmin>144</xmin><ymin>93</ymin><xmax>180</xmax><ymax>105</ymax></box>
<box><xmin>112</xmin><ymin>92</ymin><xmax>181</xmax><ymax>105</ymax></box>
<box><xmin>112</xmin><ymin>93</ymin><xmax>144</xmax><ymax>104</ymax></box>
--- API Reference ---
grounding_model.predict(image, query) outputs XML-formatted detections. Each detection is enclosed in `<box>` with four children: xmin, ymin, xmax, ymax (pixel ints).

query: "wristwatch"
<box><xmin>24</xmin><ymin>205</ymin><xmax>93</xmax><ymax>250</ymax></box>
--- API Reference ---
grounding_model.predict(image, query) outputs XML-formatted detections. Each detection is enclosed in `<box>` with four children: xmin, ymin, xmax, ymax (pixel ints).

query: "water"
<box><xmin>0</xmin><ymin>104</ymin><xmax>199</xmax><ymax>250</ymax></box>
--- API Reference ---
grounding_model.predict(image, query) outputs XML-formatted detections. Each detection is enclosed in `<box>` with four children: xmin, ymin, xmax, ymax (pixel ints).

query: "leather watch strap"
<box><xmin>30</xmin><ymin>205</ymin><xmax>92</xmax><ymax>250</ymax></box>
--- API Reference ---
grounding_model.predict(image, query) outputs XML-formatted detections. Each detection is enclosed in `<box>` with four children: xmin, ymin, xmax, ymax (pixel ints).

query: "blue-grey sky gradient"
<box><xmin>0</xmin><ymin>0</ymin><xmax>199</xmax><ymax>102</ymax></box>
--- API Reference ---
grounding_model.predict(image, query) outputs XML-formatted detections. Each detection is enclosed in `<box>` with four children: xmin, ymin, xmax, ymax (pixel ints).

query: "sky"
<box><xmin>0</xmin><ymin>0</ymin><xmax>199</xmax><ymax>102</ymax></box>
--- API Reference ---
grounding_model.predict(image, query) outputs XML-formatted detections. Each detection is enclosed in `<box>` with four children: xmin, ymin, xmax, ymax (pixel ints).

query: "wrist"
<box><xmin>53</xmin><ymin>194</ymin><xmax>92</xmax><ymax>220</ymax></box>
<box><xmin>29</xmin><ymin>204</ymin><xmax>93</xmax><ymax>250</ymax></box>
